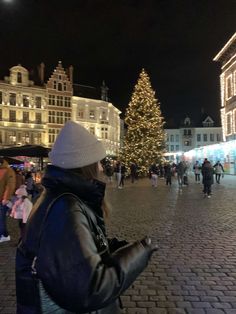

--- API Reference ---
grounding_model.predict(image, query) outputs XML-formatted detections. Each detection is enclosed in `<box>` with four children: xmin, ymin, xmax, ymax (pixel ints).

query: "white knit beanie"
<box><xmin>15</xmin><ymin>185</ymin><xmax>28</xmax><ymax>197</ymax></box>
<box><xmin>49</xmin><ymin>121</ymin><xmax>106</xmax><ymax>169</ymax></box>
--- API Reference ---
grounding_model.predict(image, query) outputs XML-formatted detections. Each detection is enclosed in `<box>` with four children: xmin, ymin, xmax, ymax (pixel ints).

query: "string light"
<box><xmin>122</xmin><ymin>69</ymin><xmax>166</xmax><ymax>176</ymax></box>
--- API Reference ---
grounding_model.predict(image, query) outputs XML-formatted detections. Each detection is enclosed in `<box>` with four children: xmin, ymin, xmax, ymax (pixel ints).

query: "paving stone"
<box><xmin>2</xmin><ymin>176</ymin><xmax>236</xmax><ymax>313</ymax></box>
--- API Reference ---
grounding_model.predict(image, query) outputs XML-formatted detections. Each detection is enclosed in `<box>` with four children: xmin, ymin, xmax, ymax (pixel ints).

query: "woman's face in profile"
<box><xmin>98</xmin><ymin>162</ymin><xmax>103</xmax><ymax>173</ymax></box>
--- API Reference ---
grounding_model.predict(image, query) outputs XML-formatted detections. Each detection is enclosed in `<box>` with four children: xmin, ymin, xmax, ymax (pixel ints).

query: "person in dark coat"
<box><xmin>130</xmin><ymin>162</ymin><xmax>137</xmax><ymax>183</ymax></box>
<box><xmin>176</xmin><ymin>161</ymin><xmax>186</xmax><ymax>189</ymax></box>
<box><xmin>15</xmin><ymin>121</ymin><xmax>158</xmax><ymax>314</ymax></box>
<box><xmin>202</xmin><ymin>158</ymin><xmax>214</xmax><ymax>198</ymax></box>
<box><xmin>164</xmin><ymin>163</ymin><xmax>172</xmax><ymax>186</ymax></box>
<box><xmin>104</xmin><ymin>162</ymin><xmax>113</xmax><ymax>182</ymax></box>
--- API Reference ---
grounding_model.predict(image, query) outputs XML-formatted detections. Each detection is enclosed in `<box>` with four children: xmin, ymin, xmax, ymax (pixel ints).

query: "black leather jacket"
<box><xmin>16</xmin><ymin>165</ymin><xmax>152</xmax><ymax>314</ymax></box>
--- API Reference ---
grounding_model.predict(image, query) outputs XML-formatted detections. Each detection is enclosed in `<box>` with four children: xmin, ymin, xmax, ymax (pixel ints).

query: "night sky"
<box><xmin>0</xmin><ymin>0</ymin><xmax>235</xmax><ymax>126</ymax></box>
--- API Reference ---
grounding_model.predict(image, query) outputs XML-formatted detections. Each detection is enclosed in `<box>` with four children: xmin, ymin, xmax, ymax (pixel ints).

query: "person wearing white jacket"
<box><xmin>10</xmin><ymin>185</ymin><xmax>33</xmax><ymax>239</ymax></box>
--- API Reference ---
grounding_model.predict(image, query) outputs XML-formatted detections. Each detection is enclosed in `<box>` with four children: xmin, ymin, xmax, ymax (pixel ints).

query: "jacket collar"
<box><xmin>42</xmin><ymin>165</ymin><xmax>106</xmax><ymax>215</ymax></box>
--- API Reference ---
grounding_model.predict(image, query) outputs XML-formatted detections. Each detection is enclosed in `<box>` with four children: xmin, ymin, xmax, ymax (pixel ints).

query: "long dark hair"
<box><xmin>69</xmin><ymin>162</ymin><xmax>110</xmax><ymax>219</ymax></box>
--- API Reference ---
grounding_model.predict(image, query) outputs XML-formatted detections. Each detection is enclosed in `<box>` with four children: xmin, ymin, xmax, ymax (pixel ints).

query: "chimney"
<box><xmin>38</xmin><ymin>62</ymin><xmax>45</xmax><ymax>84</ymax></box>
<box><xmin>69</xmin><ymin>65</ymin><xmax>73</xmax><ymax>84</ymax></box>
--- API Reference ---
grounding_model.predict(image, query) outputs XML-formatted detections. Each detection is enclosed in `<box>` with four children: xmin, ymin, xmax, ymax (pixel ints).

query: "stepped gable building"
<box><xmin>214</xmin><ymin>32</ymin><xmax>236</xmax><ymax>141</ymax></box>
<box><xmin>165</xmin><ymin>114</ymin><xmax>222</xmax><ymax>160</ymax></box>
<box><xmin>0</xmin><ymin>62</ymin><xmax>121</xmax><ymax>156</ymax></box>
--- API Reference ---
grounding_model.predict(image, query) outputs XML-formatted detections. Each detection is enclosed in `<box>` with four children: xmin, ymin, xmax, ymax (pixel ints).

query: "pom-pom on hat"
<box><xmin>49</xmin><ymin>121</ymin><xmax>106</xmax><ymax>169</ymax></box>
<box><xmin>15</xmin><ymin>185</ymin><xmax>28</xmax><ymax>197</ymax></box>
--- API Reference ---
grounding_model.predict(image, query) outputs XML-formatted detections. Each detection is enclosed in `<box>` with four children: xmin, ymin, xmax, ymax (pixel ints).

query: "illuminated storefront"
<box><xmin>184</xmin><ymin>140</ymin><xmax>236</xmax><ymax>174</ymax></box>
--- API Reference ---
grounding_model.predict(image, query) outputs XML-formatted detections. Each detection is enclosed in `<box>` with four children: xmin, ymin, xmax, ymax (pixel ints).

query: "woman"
<box><xmin>15</xmin><ymin>121</ymin><xmax>157</xmax><ymax>314</ymax></box>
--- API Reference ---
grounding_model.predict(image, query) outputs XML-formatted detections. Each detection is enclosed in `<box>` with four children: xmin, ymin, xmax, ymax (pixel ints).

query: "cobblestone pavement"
<box><xmin>1</xmin><ymin>175</ymin><xmax>236</xmax><ymax>314</ymax></box>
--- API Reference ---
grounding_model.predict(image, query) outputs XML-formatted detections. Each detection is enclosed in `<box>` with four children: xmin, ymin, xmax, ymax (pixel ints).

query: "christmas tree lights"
<box><xmin>123</xmin><ymin>69</ymin><xmax>166</xmax><ymax>176</ymax></box>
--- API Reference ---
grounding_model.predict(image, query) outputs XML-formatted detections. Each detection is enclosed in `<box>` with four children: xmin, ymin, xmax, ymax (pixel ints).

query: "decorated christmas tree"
<box><xmin>122</xmin><ymin>69</ymin><xmax>166</xmax><ymax>176</ymax></box>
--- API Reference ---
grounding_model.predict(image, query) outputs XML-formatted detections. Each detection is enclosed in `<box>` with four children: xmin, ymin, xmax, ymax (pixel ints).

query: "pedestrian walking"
<box><xmin>130</xmin><ymin>162</ymin><xmax>137</xmax><ymax>183</ymax></box>
<box><xmin>114</xmin><ymin>161</ymin><xmax>126</xmax><ymax>189</ymax></box>
<box><xmin>150</xmin><ymin>163</ymin><xmax>159</xmax><ymax>187</ymax></box>
<box><xmin>164</xmin><ymin>163</ymin><xmax>172</xmax><ymax>186</ymax></box>
<box><xmin>193</xmin><ymin>160</ymin><xmax>201</xmax><ymax>183</ymax></box>
<box><xmin>0</xmin><ymin>157</ymin><xmax>16</xmax><ymax>243</ymax></box>
<box><xmin>176</xmin><ymin>161</ymin><xmax>186</xmax><ymax>189</ymax></box>
<box><xmin>10</xmin><ymin>185</ymin><xmax>33</xmax><ymax>240</ymax></box>
<box><xmin>104</xmin><ymin>162</ymin><xmax>113</xmax><ymax>182</ymax></box>
<box><xmin>202</xmin><ymin>158</ymin><xmax>214</xmax><ymax>198</ymax></box>
<box><xmin>15</xmin><ymin>121</ymin><xmax>158</xmax><ymax>314</ymax></box>
<box><xmin>213</xmin><ymin>161</ymin><xmax>224</xmax><ymax>184</ymax></box>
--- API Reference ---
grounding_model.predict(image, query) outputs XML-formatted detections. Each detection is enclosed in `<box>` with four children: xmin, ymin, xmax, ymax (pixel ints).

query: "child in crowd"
<box><xmin>10</xmin><ymin>185</ymin><xmax>33</xmax><ymax>239</ymax></box>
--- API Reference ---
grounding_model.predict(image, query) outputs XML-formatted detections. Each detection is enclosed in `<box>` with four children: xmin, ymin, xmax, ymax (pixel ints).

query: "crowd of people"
<box><xmin>0</xmin><ymin>154</ymin><xmax>225</xmax><ymax>245</ymax></box>
<box><xmin>0</xmin><ymin>160</ymin><xmax>40</xmax><ymax>243</ymax></box>
<box><xmin>102</xmin><ymin>157</ymin><xmax>225</xmax><ymax>200</ymax></box>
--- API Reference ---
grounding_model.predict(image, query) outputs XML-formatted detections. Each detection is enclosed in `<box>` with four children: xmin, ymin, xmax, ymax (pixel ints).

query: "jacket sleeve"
<box><xmin>37</xmin><ymin>197</ymin><xmax>152</xmax><ymax>312</ymax></box>
<box><xmin>3</xmin><ymin>168</ymin><xmax>16</xmax><ymax>201</ymax></box>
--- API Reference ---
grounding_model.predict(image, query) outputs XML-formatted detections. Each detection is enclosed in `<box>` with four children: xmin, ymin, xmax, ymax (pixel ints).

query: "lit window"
<box><xmin>48</xmin><ymin>128</ymin><xmax>58</xmax><ymax>144</ymax></box>
<box><xmin>9</xmin><ymin>110</ymin><xmax>16</xmax><ymax>122</ymax></box>
<box><xmin>227</xmin><ymin>114</ymin><xmax>232</xmax><ymax>134</ymax></box>
<box><xmin>17</xmin><ymin>72</ymin><xmax>22</xmax><ymax>83</ymax></box>
<box><xmin>197</xmin><ymin>134</ymin><xmax>201</xmax><ymax>142</ymax></box>
<box><xmin>23</xmin><ymin>95</ymin><xmax>29</xmax><ymax>107</ymax></box>
<box><xmin>58</xmin><ymin>83</ymin><xmax>62</xmax><ymax>91</ymax></box>
<box><xmin>78</xmin><ymin>110</ymin><xmax>84</xmax><ymax>119</ymax></box>
<box><xmin>34</xmin><ymin>133</ymin><xmax>41</xmax><ymax>145</ymax></box>
<box><xmin>35</xmin><ymin>97</ymin><xmax>41</xmax><ymax>108</ymax></box>
<box><xmin>89</xmin><ymin>110</ymin><xmax>95</xmax><ymax>119</ymax></box>
<box><xmin>23</xmin><ymin>112</ymin><xmax>29</xmax><ymax>123</ymax></box>
<box><xmin>101</xmin><ymin>127</ymin><xmax>108</xmax><ymax>139</ymax></box>
<box><xmin>35</xmin><ymin>113</ymin><xmax>42</xmax><ymax>124</ymax></box>
<box><xmin>9</xmin><ymin>131</ymin><xmax>16</xmax><ymax>144</ymax></box>
<box><xmin>22</xmin><ymin>132</ymin><xmax>30</xmax><ymax>144</ymax></box>
<box><xmin>89</xmin><ymin>127</ymin><xmax>95</xmax><ymax>135</ymax></box>
<box><xmin>49</xmin><ymin>95</ymin><xmax>55</xmax><ymax>106</ymax></box>
<box><xmin>101</xmin><ymin>110</ymin><xmax>107</xmax><ymax>120</ymax></box>
<box><xmin>9</xmin><ymin>93</ymin><xmax>16</xmax><ymax>106</ymax></box>
<box><xmin>48</xmin><ymin>111</ymin><xmax>56</xmax><ymax>123</ymax></box>
<box><xmin>65</xmin><ymin>97</ymin><xmax>71</xmax><ymax>107</ymax></box>
<box><xmin>226</xmin><ymin>76</ymin><xmax>233</xmax><ymax>99</ymax></box>
<box><xmin>210</xmin><ymin>134</ymin><xmax>214</xmax><ymax>141</ymax></box>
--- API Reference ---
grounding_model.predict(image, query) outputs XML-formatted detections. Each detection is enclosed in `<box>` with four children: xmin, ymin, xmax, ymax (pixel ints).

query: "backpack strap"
<box><xmin>31</xmin><ymin>192</ymin><xmax>108</xmax><ymax>276</ymax></box>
